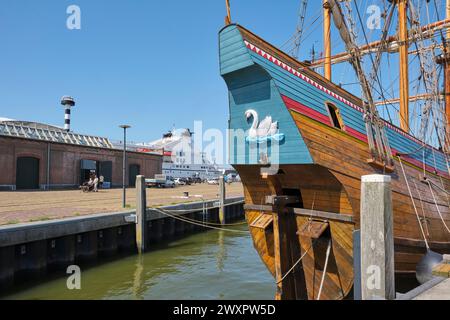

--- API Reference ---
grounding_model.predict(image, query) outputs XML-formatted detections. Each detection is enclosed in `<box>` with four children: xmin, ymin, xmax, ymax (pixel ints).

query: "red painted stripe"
<box><xmin>391</xmin><ymin>148</ymin><xmax>450</xmax><ymax>178</ymax></box>
<box><xmin>282</xmin><ymin>95</ymin><xmax>367</xmax><ymax>141</ymax></box>
<box><xmin>282</xmin><ymin>95</ymin><xmax>331</xmax><ymax>126</ymax></box>
<box><xmin>345</xmin><ymin>126</ymin><xmax>368</xmax><ymax>143</ymax></box>
<box><xmin>281</xmin><ymin>94</ymin><xmax>450</xmax><ymax>178</ymax></box>
<box><xmin>244</xmin><ymin>40</ymin><xmax>447</xmax><ymax>154</ymax></box>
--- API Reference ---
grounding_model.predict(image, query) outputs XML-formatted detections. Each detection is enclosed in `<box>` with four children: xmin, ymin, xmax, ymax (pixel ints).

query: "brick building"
<box><xmin>0</xmin><ymin>119</ymin><xmax>162</xmax><ymax>191</ymax></box>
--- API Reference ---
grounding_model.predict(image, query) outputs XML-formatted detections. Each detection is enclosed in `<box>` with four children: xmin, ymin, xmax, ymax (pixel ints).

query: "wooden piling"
<box><xmin>219</xmin><ymin>176</ymin><xmax>226</xmax><ymax>225</ymax></box>
<box><xmin>360</xmin><ymin>174</ymin><xmax>395</xmax><ymax>300</ymax></box>
<box><xmin>135</xmin><ymin>175</ymin><xmax>147</xmax><ymax>254</ymax></box>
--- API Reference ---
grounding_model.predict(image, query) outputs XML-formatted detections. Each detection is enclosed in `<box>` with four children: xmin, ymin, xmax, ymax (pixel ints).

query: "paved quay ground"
<box><xmin>0</xmin><ymin>182</ymin><xmax>244</xmax><ymax>226</ymax></box>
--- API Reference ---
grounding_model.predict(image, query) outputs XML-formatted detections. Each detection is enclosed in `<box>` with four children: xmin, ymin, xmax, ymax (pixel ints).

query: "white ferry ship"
<box><xmin>137</xmin><ymin>129</ymin><xmax>223</xmax><ymax>180</ymax></box>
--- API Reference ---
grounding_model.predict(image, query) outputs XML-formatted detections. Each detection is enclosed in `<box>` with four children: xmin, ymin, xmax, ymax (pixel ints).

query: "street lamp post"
<box><xmin>120</xmin><ymin>125</ymin><xmax>131</xmax><ymax>208</ymax></box>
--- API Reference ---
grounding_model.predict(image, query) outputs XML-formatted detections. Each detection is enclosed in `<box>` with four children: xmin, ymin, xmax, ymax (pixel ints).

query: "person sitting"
<box><xmin>80</xmin><ymin>175</ymin><xmax>95</xmax><ymax>192</ymax></box>
<box><xmin>93</xmin><ymin>175</ymin><xmax>99</xmax><ymax>192</ymax></box>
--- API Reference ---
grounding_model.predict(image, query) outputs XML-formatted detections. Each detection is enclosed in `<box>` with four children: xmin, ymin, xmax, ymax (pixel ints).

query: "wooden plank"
<box><xmin>250</xmin><ymin>213</ymin><xmax>273</xmax><ymax>229</ymax></box>
<box><xmin>292</xmin><ymin>208</ymin><xmax>354</xmax><ymax>223</ymax></box>
<box><xmin>297</xmin><ymin>220</ymin><xmax>329</xmax><ymax>238</ymax></box>
<box><xmin>360</xmin><ymin>175</ymin><xmax>395</xmax><ymax>300</ymax></box>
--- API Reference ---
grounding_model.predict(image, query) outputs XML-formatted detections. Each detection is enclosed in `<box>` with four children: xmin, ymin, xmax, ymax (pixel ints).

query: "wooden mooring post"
<box><xmin>360</xmin><ymin>174</ymin><xmax>395</xmax><ymax>300</ymax></box>
<box><xmin>135</xmin><ymin>175</ymin><xmax>147</xmax><ymax>254</ymax></box>
<box><xmin>218</xmin><ymin>175</ymin><xmax>226</xmax><ymax>225</ymax></box>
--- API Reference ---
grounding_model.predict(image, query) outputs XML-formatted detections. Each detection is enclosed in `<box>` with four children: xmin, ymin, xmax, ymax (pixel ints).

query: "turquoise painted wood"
<box><xmin>220</xmin><ymin>26</ymin><xmax>312</xmax><ymax>165</ymax></box>
<box><xmin>219</xmin><ymin>26</ymin><xmax>254</xmax><ymax>76</ymax></box>
<box><xmin>224</xmin><ymin>65</ymin><xmax>313</xmax><ymax>165</ymax></box>
<box><xmin>219</xmin><ymin>25</ymin><xmax>448</xmax><ymax>174</ymax></box>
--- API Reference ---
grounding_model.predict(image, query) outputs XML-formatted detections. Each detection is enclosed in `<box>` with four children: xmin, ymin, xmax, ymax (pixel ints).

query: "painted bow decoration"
<box><xmin>244</xmin><ymin>109</ymin><xmax>285</xmax><ymax>143</ymax></box>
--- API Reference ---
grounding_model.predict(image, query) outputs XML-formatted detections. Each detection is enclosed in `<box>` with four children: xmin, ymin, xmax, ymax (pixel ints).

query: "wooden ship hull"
<box><xmin>219</xmin><ymin>24</ymin><xmax>450</xmax><ymax>300</ymax></box>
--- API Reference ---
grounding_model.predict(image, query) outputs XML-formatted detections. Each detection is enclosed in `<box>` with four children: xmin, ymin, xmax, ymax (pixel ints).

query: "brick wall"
<box><xmin>0</xmin><ymin>136</ymin><xmax>162</xmax><ymax>190</ymax></box>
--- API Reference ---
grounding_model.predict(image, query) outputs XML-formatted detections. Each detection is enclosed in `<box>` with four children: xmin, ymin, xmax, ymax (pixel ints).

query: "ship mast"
<box><xmin>225</xmin><ymin>0</ymin><xmax>232</xmax><ymax>25</ymax></box>
<box><xmin>446</xmin><ymin>0</ymin><xmax>450</xmax><ymax>151</ymax></box>
<box><xmin>398</xmin><ymin>0</ymin><xmax>410</xmax><ymax>132</ymax></box>
<box><xmin>327</xmin><ymin>0</ymin><xmax>394</xmax><ymax>168</ymax></box>
<box><xmin>323</xmin><ymin>0</ymin><xmax>332</xmax><ymax>80</ymax></box>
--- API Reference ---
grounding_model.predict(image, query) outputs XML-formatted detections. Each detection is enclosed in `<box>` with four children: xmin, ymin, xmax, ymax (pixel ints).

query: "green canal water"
<box><xmin>2</xmin><ymin>225</ymin><xmax>275</xmax><ymax>300</ymax></box>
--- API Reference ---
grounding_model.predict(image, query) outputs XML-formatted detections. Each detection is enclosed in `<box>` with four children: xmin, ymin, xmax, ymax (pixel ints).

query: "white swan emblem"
<box><xmin>244</xmin><ymin>109</ymin><xmax>284</xmax><ymax>143</ymax></box>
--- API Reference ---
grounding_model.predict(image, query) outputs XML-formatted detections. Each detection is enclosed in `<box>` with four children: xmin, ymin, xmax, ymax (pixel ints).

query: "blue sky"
<box><xmin>0</xmin><ymin>0</ymin><xmax>310</xmax><ymax>143</ymax></box>
<box><xmin>0</xmin><ymin>1</ymin><xmax>443</xmax><ymax>144</ymax></box>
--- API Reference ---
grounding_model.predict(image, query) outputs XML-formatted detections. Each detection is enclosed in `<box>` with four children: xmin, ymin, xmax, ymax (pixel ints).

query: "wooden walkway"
<box><xmin>398</xmin><ymin>258</ymin><xmax>450</xmax><ymax>300</ymax></box>
<box><xmin>413</xmin><ymin>278</ymin><xmax>450</xmax><ymax>300</ymax></box>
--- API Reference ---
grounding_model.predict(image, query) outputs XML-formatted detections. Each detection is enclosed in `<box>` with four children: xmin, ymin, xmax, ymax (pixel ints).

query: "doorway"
<box><xmin>129</xmin><ymin>164</ymin><xmax>140</xmax><ymax>187</ymax></box>
<box><xmin>16</xmin><ymin>157</ymin><xmax>40</xmax><ymax>190</ymax></box>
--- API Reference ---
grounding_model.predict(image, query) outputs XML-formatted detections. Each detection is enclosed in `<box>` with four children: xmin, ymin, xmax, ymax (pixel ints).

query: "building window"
<box><xmin>326</xmin><ymin>102</ymin><xmax>344</xmax><ymax>129</ymax></box>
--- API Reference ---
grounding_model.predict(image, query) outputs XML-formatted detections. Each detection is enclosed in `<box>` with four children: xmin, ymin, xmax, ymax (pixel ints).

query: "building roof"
<box><xmin>0</xmin><ymin>119</ymin><xmax>62</xmax><ymax>130</ymax></box>
<box><xmin>0</xmin><ymin>117</ymin><xmax>114</xmax><ymax>149</ymax></box>
<box><xmin>0</xmin><ymin>117</ymin><xmax>15</xmax><ymax>122</ymax></box>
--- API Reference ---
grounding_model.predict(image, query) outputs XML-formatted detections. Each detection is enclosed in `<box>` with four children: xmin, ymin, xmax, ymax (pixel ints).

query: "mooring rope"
<box><xmin>158</xmin><ymin>208</ymin><xmax>248</xmax><ymax>227</ymax></box>
<box><xmin>154</xmin><ymin>200</ymin><xmax>245</xmax><ymax>214</ymax></box>
<box><xmin>276</xmin><ymin>238</ymin><xmax>317</xmax><ymax>285</ymax></box>
<box><xmin>398</xmin><ymin>156</ymin><xmax>430</xmax><ymax>249</ymax></box>
<box><xmin>154</xmin><ymin>200</ymin><xmax>248</xmax><ymax>226</ymax></box>
<box><xmin>317</xmin><ymin>239</ymin><xmax>332</xmax><ymax>301</ymax></box>
<box><xmin>426</xmin><ymin>180</ymin><xmax>450</xmax><ymax>234</ymax></box>
<box><xmin>153</xmin><ymin>208</ymin><xmax>249</xmax><ymax>234</ymax></box>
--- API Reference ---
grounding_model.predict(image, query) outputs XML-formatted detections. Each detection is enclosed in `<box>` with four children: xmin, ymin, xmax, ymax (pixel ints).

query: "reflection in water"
<box><xmin>132</xmin><ymin>255</ymin><xmax>144</xmax><ymax>300</ymax></box>
<box><xmin>216</xmin><ymin>230</ymin><xmax>227</xmax><ymax>272</ymax></box>
<box><xmin>2</xmin><ymin>224</ymin><xmax>275</xmax><ymax>300</ymax></box>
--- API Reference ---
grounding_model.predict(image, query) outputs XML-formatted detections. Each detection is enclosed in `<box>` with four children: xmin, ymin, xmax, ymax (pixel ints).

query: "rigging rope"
<box><xmin>413</xmin><ymin>179</ymin><xmax>431</xmax><ymax>237</ymax></box>
<box><xmin>431</xmin><ymin>147</ymin><xmax>450</xmax><ymax>205</ymax></box>
<box><xmin>398</xmin><ymin>156</ymin><xmax>430</xmax><ymax>249</ymax></box>
<box><xmin>427</xmin><ymin>177</ymin><xmax>450</xmax><ymax>195</ymax></box>
<box><xmin>426</xmin><ymin>179</ymin><xmax>450</xmax><ymax>233</ymax></box>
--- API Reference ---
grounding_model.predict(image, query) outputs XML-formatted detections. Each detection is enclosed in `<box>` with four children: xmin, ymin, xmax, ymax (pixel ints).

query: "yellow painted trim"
<box><xmin>290</xmin><ymin>109</ymin><xmax>366</xmax><ymax>146</ymax></box>
<box><xmin>288</xmin><ymin>109</ymin><xmax>450</xmax><ymax>181</ymax></box>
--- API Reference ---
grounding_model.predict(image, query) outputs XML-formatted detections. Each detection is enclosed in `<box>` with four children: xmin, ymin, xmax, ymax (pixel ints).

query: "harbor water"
<box><xmin>1</xmin><ymin>224</ymin><xmax>275</xmax><ymax>300</ymax></box>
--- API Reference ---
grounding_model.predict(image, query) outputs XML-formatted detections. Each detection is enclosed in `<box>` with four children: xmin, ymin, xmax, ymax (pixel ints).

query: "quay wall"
<box><xmin>0</xmin><ymin>197</ymin><xmax>245</xmax><ymax>291</ymax></box>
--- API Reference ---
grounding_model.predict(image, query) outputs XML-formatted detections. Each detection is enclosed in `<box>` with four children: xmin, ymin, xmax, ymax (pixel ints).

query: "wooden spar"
<box><xmin>309</xmin><ymin>18</ymin><xmax>450</xmax><ymax>67</ymax></box>
<box><xmin>446</xmin><ymin>0</ymin><xmax>450</xmax><ymax>151</ymax></box>
<box><xmin>312</xmin><ymin>43</ymin><xmax>444</xmax><ymax>67</ymax></box>
<box><xmin>225</xmin><ymin>0</ymin><xmax>231</xmax><ymax>25</ymax></box>
<box><xmin>398</xmin><ymin>0</ymin><xmax>409</xmax><ymax>132</ymax></box>
<box><xmin>323</xmin><ymin>0</ymin><xmax>332</xmax><ymax>81</ymax></box>
<box><xmin>374</xmin><ymin>93</ymin><xmax>444</xmax><ymax>106</ymax></box>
